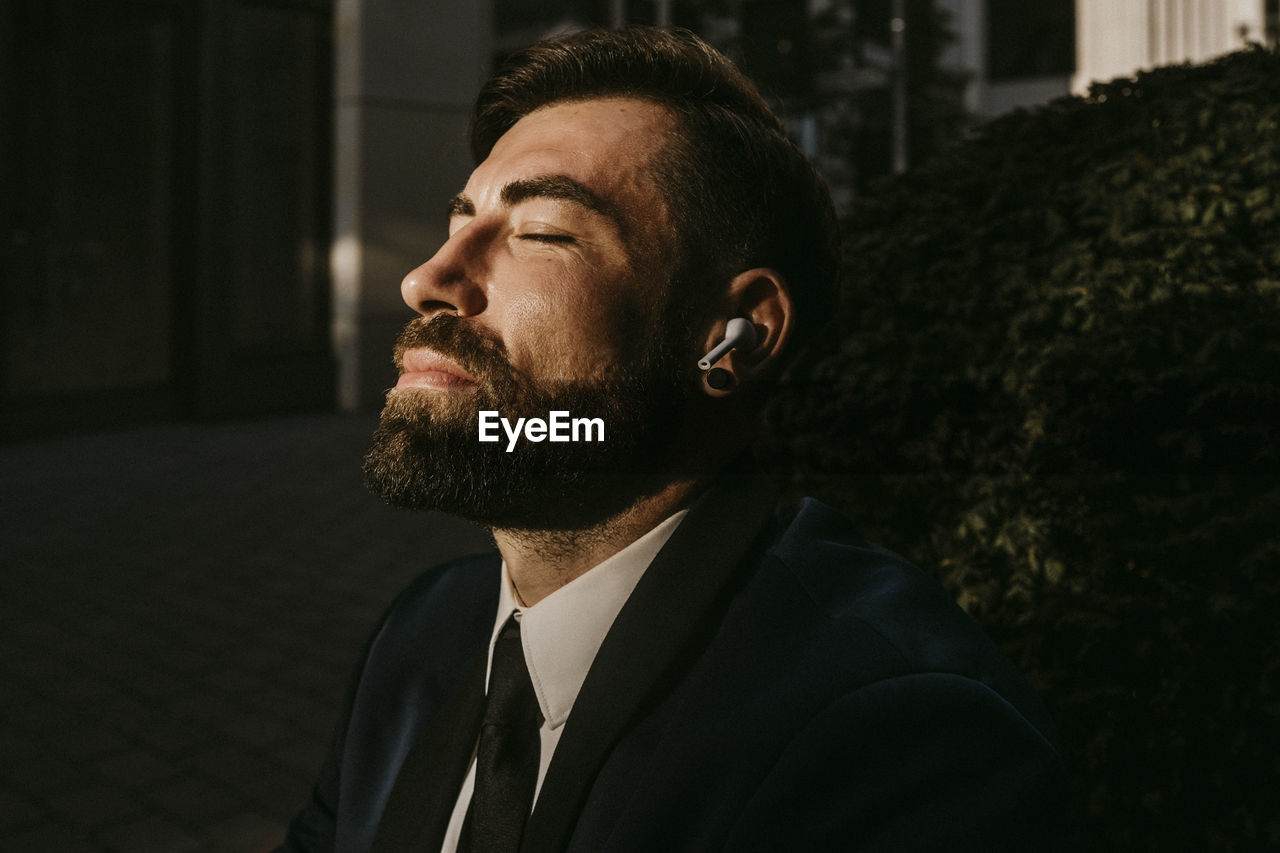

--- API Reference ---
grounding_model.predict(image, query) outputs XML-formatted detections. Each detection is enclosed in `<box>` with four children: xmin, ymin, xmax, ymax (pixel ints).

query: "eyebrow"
<box><xmin>446</xmin><ymin>194</ymin><xmax>474</xmax><ymax>218</ymax></box>
<box><xmin>446</xmin><ymin>174</ymin><xmax>623</xmax><ymax>230</ymax></box>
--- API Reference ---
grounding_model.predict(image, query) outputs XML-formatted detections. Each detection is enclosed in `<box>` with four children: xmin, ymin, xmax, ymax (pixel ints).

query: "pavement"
<box><xmin>0</xmin><ymin>413</ymin><xmax>493</xmax><ymax>852</ymax></box>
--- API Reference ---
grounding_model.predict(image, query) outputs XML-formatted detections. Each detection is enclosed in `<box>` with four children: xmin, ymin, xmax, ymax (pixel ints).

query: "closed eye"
<box><xmin>519</xmin><ymin>233</ymin><xmax>576</xmax><ymax>244</ymax></box>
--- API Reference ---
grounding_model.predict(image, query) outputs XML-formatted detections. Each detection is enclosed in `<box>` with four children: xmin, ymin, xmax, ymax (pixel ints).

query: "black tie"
<box><xmin>459</xmin><ymin>615</ymin><xmax>542</xmax><ymax>853</ymax></box>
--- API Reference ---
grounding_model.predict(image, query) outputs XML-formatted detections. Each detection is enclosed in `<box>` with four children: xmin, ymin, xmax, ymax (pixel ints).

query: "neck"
<box><xmin>492</xmin><ymin>478</ymin><xmax>701</xmax><ymax>606</ymax></box>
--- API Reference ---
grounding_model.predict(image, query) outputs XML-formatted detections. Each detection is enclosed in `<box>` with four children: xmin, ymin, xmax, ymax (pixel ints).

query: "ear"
<box><xmin>699</xmin><ymin>268</ymin><xmax>794</xmax><ymax>381</ymax></box>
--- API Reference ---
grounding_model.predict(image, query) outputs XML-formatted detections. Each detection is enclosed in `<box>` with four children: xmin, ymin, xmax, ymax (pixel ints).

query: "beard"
<box><xmin>363</xmin><ymin>312</ymin><xmax>691</xmax><ymax>531</ymax></box>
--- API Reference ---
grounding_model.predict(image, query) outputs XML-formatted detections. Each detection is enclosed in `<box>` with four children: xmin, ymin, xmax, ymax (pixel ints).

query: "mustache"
<box><xmin>393</xmin><ymin>314</ymin><xmax>518</xmax><ymax>392</ymax></box>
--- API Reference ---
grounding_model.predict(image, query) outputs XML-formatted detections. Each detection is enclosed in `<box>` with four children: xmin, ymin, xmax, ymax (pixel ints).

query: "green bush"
<box><xmin>763</xmin><ymin>46</ymin><xmax>1280</xmax><ymax>850</ymax></box>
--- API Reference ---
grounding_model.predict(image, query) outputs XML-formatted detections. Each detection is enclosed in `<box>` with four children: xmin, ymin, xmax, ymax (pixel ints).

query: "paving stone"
<box><xmin>88</xmin><ymin>695</ymin><xmax>155</xmax><ymax>735</ymax></box>
<box><xmin>275</xmin><ymin>660</ymin><xmax>342</xmax><ymax>698</ymax></box>
<box><xmin>0</xmin><ymin>784</ymin><xmax>46</xmax><ymax>832</ymax></box>
<box><xmin>210</xmin><ymin>710</ymin><xmax>296</xmax><ymax>750</ymax></box>
<box><xmin>0</xmin><ymin>823</ymin><xmax>100</xmax><ymax>853</ymax></box>
<box><xmin>44</xmin><ymin>783</ymin><xmax>145</xmax><ymax>831</ymax></box>
<box><xmin>238</xmin><ymin>766</ymin><xmax>314</xmax><ymax>821</ymax></box>
<box><xmin>43</xmin><ymin>674</ymin><xmax>117</xmax><ymax>706</ymax></box>
<box><xmin>96</xmin><ymin>813</ymin><xmax>203</xmax><ymax>853</ymax></box>
<box><xmin>128</xmin><ymin>670</ymin><xmax>197</xmax><ymax>703</ymax></box>
<box><xmin>0</xmin><ymin>753</ymin><xmax>90</xmax><ymax>798</ymax></box>
<box><xmin>0</xmin><ymin>415</ymin><xmax>492</xmax><ymax>852</ymax></box>
<box><xmin>3</xmin><ymin>618</ymin><xmax>70</xmax><ymax>649</ymax></box>
<box><xmin>195</xmin><ymin>811</ymin><xmax>286</xmax><ymax>853</ymax></box>
<box><xmin>162</xmin><ymin>693</ymin><xmax>226</xmax><ymax>725</ymax></box>
<box><xmin>235</xmin><ymin>646</ymin><xmax>291</xmax><ymax>674</ymax></box>
<box><xmin>48</xmin><ymin>723</ymin><xmax>131</xmax><ymax>761</ymax></box>
<box><xmin>140</xmin><ymin>776</ymin><xmax>242</xmax><ymax>824</ymax></box>
<box><xmin>94</xmin><ymin>749</ymin><xmax>179</xmax><ymax>790</ymax></box>
<box><xmin>267</xmin><ymin>733</ymin><xmax>329</xmax><ymax>775</ymax></box>
<box><xmin>0</xmin><ymin>725</ymin><xmax>46</xmax><ymax>764</ymax></box>
<box><xmin>4</xmin><ymin>701</ymin><xmax>84</xmax><ymax>743</ymax></box>
<box><xmin>3</xmin><ymin>648</ymin><xmax>82</xmax><ymax>690</ymax></box>
<box><xmin>246</xmin><ymin>688</ymin><xmax>337</xmax><ymax>728</ymax></box>
<box><xmin>199</xmin><ymin>666</ymin><xmax>265</xmax><ymax>695</ymax></box>
<box><xmin>129</xmin><ymin>712</ymin><xmax>216</xmax><ymax>757</ymax></box>
<box><xmin>182</xmin><ymin>744</ymin><xmax>277</xmax><ymax>789</ymax></box>
<box><xmin>157</xmin><ymin>653</ymin><xmax>220</xmax><ymax>679</ymax></box>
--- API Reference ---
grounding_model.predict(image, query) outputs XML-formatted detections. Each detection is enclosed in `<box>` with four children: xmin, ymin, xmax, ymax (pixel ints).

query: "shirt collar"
<box><xmin>488</xmin><ymin>509</ymin><xmax>689</xmax><ymax>729</ymax></box>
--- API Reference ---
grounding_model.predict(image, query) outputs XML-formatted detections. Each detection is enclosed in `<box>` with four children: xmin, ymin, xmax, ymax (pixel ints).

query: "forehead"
<box><xmin>466</xmin><ymin>97</ymin><xmax>676</xmax><ymax>209</ymax></box>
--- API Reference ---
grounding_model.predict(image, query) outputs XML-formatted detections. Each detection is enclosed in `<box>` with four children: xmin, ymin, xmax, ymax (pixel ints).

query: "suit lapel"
<box><xmin>521</xmin><ymin>476</ymin><xmax>780</xmax><ymax>851</ymax></box>
<box><xmin>367</xmin><ymin>556</ymin><xmax>502</xmax><ymax>853</ymax></box>
<box><xmin>370</xmin><ymin>649</ymin><xmax>486</xmax><ymax>852</ymax></box>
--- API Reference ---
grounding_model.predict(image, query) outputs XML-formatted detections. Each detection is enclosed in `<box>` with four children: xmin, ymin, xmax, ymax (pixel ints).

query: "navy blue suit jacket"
<box><xmin>282</xmin><ymin>478</ymin><xmax>1066</xmax><ymax>851</ymax></box>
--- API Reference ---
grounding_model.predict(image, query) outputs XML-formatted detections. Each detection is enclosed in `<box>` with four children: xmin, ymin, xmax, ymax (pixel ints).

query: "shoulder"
<box><xmin>278</xmin><ymin>551</ymin><xmax>501</xmax><ymax>853</ymax></box>
<box><xmin>381</xmin><ymin>551</ymin><xmax>500</xmax><ymax>628</ymax></box>
<box><xmin>366</xmin><ymin>550</ymin><xmax>501</xmax><ymax>674</ymax></box>
<box><xmin>345</xmin><ymin>550</ymin><xmax>500</xmax><ymax>728</ymax></box>
<box><xmin>720</xmin><ymin>500</ymin><xmax>1068</xmax><ymax>846</ymax></box>
<box><xmin>726</xmin><ymin>669</ymin><xmax>1068</xmax><ymax>851</ymax></box>
<box><xmin>768</xmin><ymin>496</ymin><xmax>966</xmax><ymax>631</ymax></box>
<box><xmin>753</xmin><ymin>496</ymin><xmax>1057</xmax><ymax>739</ymax></box>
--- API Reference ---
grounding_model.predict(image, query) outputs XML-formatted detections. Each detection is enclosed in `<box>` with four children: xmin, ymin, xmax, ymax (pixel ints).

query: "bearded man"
<box><xmin>281</xmin><ymin>26</ymin><xmax>1066</xmax><ymax>853</ymax></box>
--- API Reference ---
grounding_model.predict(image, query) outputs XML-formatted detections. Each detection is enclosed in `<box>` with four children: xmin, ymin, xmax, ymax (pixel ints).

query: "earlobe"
<box><xmin>703</xmin><ymin>367</ymin><xmax>735</xmax><ymax>394</ymax></box>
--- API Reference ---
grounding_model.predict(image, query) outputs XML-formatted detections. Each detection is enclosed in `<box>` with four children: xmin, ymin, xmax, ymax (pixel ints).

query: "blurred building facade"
<box><xmin>942</xmin><ymin>0</ymin><xmax>1269</xmax><ymax>119</ymax></box>
<box><xmin>3</xmin><ymin>1</ymin><xmax>1273</xmax><ymax>432</ymax></box>
<box><xmin>2</xmin><ymin>0</ymin><xmax>336</xmax><ymax>438</ymax></box>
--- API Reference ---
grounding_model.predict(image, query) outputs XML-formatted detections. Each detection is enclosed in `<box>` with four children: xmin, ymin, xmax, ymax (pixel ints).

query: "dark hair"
<box><xmin>470</xmin><ymin>26</ymin><xmax>840</xmax><ymax>367</ymax></box>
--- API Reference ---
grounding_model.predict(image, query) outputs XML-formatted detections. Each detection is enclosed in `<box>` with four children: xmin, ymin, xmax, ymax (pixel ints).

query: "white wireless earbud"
<box><xmin>698</xmin><ymin>318</ymin><xmax>758</xmax><ymax>371</ymax></box>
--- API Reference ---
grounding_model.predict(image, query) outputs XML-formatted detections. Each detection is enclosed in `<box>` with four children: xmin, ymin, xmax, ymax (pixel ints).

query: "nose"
<box><xmin>400</xmin><ymin>228</ymin><xmax>488</xmax><ymax>318</ymax></box>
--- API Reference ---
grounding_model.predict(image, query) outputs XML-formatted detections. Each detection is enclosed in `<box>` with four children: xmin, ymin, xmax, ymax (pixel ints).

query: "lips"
<box><xmin>396</xmin><ymin>348</ymin><xmax>479</xmax><ymax>390</ymax></box>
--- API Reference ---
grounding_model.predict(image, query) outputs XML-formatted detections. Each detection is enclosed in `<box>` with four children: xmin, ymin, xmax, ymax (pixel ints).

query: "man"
<box><xmin>282</xmin><ymin>26</ymin><xmax>1065</xmax><ymax>853</ymax></box>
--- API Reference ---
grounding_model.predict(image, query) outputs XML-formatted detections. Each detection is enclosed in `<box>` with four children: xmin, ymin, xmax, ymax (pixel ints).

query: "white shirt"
<box><xmin>439</xmin><ymin>509</ymin><xmax>689</xmax><ymax>852</ymax></box>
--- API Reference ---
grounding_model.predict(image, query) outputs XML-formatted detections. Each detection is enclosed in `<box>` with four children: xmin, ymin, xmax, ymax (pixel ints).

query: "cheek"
<box><xmin>500</xmin><ymin>290</ymin><xmax>620</xmax><ymax>379</ymax></box>
<box><xmin>498</xmin><ymin>255</ymin><xmax>642</xmax><ymax>376</ymax></box>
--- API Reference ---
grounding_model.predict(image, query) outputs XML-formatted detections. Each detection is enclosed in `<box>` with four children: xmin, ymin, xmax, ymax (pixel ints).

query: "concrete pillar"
<box><xmin>935</xmin><ymin>0</ymin><xmax>987</xmax><ymax>115</ymax></box>
<box><xmin>333</xmin><ymin>0</ymin><xmax>491</xmax><ymax>411</ymax></box>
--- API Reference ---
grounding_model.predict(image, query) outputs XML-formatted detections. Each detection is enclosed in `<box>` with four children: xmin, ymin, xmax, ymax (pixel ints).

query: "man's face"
<box><xmin>364</xmin><ymin>98</ymin><xmax>694</xmax><ymax>529</ymax></box>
